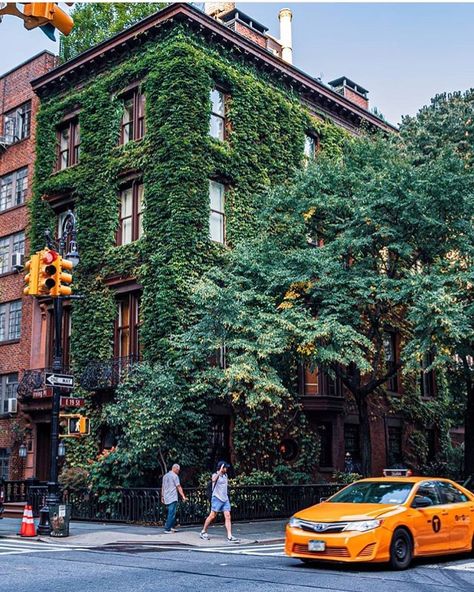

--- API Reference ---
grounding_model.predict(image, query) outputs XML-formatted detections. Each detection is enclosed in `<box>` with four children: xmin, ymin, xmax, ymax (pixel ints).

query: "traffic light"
<box><xmin>0</xmin><ymin>3</ymin><xmax>74</xmax><ymax>42</ymax></box>
<box><xmin>23</xmin><ymin>253</ymin><xmax>40</xmax><ymax>296</ymax></box>
<box><xmin>61</xmin><ymin>414</ymin><xmax>90</xmax><ymax>437</ymax></box>
<box><xmin>37</xmin><ymin>248</ymin><xmax>59</xmax><ymax>295</ymax></box>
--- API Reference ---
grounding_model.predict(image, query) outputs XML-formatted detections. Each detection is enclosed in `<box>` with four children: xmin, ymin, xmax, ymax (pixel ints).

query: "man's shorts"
<box><xmin>211</xmin><ymin>496</ymin><xmax>231</xmax><ymax>512</ymax></box>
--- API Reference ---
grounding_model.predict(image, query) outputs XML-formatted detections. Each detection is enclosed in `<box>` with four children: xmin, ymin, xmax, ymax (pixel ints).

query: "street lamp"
<box><xmin>58</xmin><ymin>440</ymin><xmax>66</xmax><ymax>457</ymax></box>
<box><xmin>37</xmin><ymin>211</ymin><xmax>79</xmax><ymax>536</ymax></box>
<box><xmin>19</xmin><ymin>443</ymin><xmax>28</xmax><ymax>458</ymax></box>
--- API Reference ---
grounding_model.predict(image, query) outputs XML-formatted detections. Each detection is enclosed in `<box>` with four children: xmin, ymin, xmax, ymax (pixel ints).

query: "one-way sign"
<box><xmin>44</xmin><ymin>372</ymin><xmax>74</xmax><ymax>389</ymax></box>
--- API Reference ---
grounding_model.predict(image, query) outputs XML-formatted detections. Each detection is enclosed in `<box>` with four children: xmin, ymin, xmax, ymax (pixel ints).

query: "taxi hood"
<box><xmin>295</xmin><ymin>502</ymin><xmax>402</xmax><ymax>522</ymax></box>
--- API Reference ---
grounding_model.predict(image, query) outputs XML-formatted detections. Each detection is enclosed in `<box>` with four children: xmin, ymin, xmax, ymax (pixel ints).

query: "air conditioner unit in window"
<box><xmin>11</xmin><ymin>252</ymin><xmax>24</xmax><ymax>272</ymax></box>
<box><xmin>7</xmin><ymin>398</ymin><xmax>17</xmax><ymax>414</ymax></box>
<box><xmin>0</xmin><ymin>134</ymin><xmax>14</xmax><ymax>151</ymax></box>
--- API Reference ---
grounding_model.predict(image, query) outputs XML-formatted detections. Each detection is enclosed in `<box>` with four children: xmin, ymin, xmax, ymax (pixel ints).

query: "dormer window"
<box><xmin>209</xmin><ymin>88</ymin><xmax>228</xmax><ymax>141</ymax></box>
<box><xmin>120</xmin><ymin>88</ymin><xmax>145</xmax><ymax>145</ymax></box>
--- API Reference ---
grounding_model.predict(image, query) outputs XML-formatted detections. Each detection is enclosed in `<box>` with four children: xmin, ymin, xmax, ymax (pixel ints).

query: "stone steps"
<box><xmin>3</xmin><ymin>501</ymin><xmax>26</xmax><ymax>519</ymax></box>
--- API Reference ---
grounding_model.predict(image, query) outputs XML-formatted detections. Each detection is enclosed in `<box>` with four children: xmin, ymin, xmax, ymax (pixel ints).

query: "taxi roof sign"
<box><xmin>383</xmin><ymin>468</ymin><xmax>412</xmax><ymax>477</ymax></box>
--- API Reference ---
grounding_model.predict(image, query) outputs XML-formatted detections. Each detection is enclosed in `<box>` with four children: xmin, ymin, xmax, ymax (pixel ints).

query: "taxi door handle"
<box><xmin>441</xmin><ymin>511</ymin><xmax>449</xmax><ymax>516</ymax></box>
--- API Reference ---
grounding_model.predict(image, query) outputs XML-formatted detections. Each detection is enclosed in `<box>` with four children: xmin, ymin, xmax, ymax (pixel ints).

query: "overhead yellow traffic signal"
<box><xmin>51</xmin><ymin>256</ymin><xmax>73</xmax><ymax>297</ymax></box>
<box><xmin>23</xmin><ymin>253</ymin><xmax>40</xmax><ymax>296</ymax></box>
<box><xmin>0</xmin><ymin>3</ymin><xmax>74</xmax><ymax>42</ymax></box>
<box><xmin>38</xmin><ymin>248</ymin><xmax>59</xmax><ymax>295</ymax></box>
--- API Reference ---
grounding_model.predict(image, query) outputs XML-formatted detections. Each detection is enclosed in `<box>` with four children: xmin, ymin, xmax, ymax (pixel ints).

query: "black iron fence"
<box><xmin>80</xmin><ymin>355</ymin><xmax>140</xmax><ymax>391</ymax></box>
<box><xmin>26</xmin><ymin>483</ymin><xmax>340</xmax><ymax>524</ymax></box>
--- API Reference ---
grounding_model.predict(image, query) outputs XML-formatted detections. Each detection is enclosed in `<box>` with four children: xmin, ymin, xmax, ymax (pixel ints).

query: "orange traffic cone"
<box><xmin>18</xmin><ymin>505</ymin><xmax>28</xmax><ymax>536</ymax></box>
<box><xmin>21</xmin><ymin>505</ymin><xmax>36</xmax><ymax>537</ymax></box>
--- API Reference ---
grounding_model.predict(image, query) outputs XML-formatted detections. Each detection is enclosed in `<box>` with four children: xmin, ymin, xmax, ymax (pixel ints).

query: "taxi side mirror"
<box><xmin>412</xmin><ymin>495</ymin><xmax>432</xmax><ymax>508</ymax></box>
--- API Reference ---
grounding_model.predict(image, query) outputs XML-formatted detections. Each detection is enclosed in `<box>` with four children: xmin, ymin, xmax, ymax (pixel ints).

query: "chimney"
<box><xmin>328</xmin><ymin>76</ymin><xmax>369</xmax><ymax>111</ymax></box>
<box><xmin>205</xmin><ymin>2</ymin><xmax>235</xmax><ymax>19</ymax></box>
<box><xmin>278</xmin><ymin>8</ymin><xmax>293</xmax><ymax>65</ymax></box>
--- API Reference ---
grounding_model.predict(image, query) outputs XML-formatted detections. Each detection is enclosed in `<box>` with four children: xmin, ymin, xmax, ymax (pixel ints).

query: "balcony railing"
<box><xmin>80</xmin><ymin>355</ymin><xmax>140</xmax><ymax>391</ymax></box>
<box><xmin>3</xmin><ymin>479</ymin><xmax>47</xmax><ymax>504</ymax></box>
<box><xmin>17</xmin><ymin>367</ymin><xmax>71</xmax><ymax>401</ymax></box>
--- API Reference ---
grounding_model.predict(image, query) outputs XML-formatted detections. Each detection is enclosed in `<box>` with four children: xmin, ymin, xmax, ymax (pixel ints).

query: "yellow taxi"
<box><xmin>285</xmin><ymin>474</ymin><xmax>474</xmax><ymax>569</ymax></box>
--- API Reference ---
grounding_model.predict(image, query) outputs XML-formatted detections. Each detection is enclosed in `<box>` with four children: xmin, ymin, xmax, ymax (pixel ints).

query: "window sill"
<box><xmin>0</xmin><ymin>271</ymin><xmax>18</xmax><ymax>279</ymax></box>
<box><xmin>5</xmin><ymin>136</ymin><xmax>30</xmax><ymax>148</ymax></box>
<box><xmin>0</xmin><ymin>202</ymin><xmax>27</xmax><ymax>216</ymax></box>
<box><xmin>117</xmin><ymin>137</ymin><xmax>145</xmax><ymax>149</ymax></box>
<box><xmin>51</xmin><ymin>163</ymin><xmax>80</xmax><ymax>176</ymax></box>
<box><xmin>0</xmin><ymin>339</ymin><xmax>21</xmax><ymax>346</ymax></box>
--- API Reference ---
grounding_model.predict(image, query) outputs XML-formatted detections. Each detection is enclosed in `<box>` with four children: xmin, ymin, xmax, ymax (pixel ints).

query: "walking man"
<box><xmin>200</xmin><ymin>461</ymin><xmax>239</xmax><ymax>543</ymax></box>
<box><xmin>161</xmin><ymin>463</ymin><xmax>187</xmax><ymax>533</ymax></box>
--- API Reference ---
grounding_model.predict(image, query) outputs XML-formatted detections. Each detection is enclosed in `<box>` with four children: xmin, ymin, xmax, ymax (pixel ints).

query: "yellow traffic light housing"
<box><xmin>60</xmin><ymin>414</ymin><xmax>90</xmax><ymax>437</ymax></box>
<box><xmin>0</xmin><ymin>3</ymin><xmax>74</xmax><ymax>41</ymax></box>
<box><xmin>57</xmin><ymin>257</ymin><xmax>73</xmax><ymax>296</ymax></box>
<box><xmin>37</xmin><ymin>248</ymin><xmax>59</xmax><ymax>295</ymax></box>
<box><xmin>23</xmin><ymin>253</ymin><xmax>40</xmax><ymax>296</ymax></box>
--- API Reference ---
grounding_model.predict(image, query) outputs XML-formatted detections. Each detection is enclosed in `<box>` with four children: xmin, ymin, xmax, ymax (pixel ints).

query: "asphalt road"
<box><xmin>1</xmin><ymin>540</ymin><xmax>474</xmax><ymax>592</ymax></box>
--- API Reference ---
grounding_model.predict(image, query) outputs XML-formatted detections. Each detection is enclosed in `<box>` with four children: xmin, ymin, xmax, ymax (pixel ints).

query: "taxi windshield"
<box><xmin>329</xmin><ymin>481</ymin><xmax>414</xmax><ymax>505</ymax></box>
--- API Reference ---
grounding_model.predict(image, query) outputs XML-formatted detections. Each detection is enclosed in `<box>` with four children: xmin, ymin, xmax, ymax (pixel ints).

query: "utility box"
<box><xmin>49</xmin><ymin>503</ymin><xmax>71</xmax><ymax>537</ymax></box>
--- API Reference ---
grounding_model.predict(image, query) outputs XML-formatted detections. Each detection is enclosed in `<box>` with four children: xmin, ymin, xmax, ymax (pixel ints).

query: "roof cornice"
<box><xmin>31</xmin><ymin>3</ymin><xmax>397</xmax><ymax>133</ymax></box>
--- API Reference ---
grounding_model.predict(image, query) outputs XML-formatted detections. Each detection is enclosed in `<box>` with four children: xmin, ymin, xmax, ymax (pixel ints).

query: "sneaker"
<box><xmin>227</xmin><ymin>536</ymin><xmax>240</xmax><ymax>543</ymax></box>
<box><xmin>164</xmin><ymin>530</ymin><xmax>172</xmax><ymax>534</ymax></box>
<box><xmin>170</xmin><ymin>528</ymin><xmax>178</xmax><ymax>533</ymax></box>
<box><xmin>200</xmin><ymin>531</ymin><xmax>210</xmax><ymax>540</ymax></box>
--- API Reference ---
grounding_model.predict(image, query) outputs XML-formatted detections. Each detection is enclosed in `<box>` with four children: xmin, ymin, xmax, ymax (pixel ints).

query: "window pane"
<box><xmin>122</xmin><ymin>98</ymin><xmax>134</xmax><ymax>143</ymax></box>
<box><xmin>210</xmin><ymin>211</ymin><xmax>224</xmax><ymax>243</ymax></box>
<box><xmin>8</xmin><ymin>301</ymin><xmax>22</xmax><ymax>340</ymax></box>
<box><xmin>211</xmin><ymin>89</ymin><xmax>225</xmax><ymax>116</ymax></box>
<box><xmin>121</xmin><ymin>188</ymin><xmax>133</xmax><ymax>217</ymax></box>
<box><xmin>0</xmin><ymin>238</ymin><xmax>9</xmax><ymax>274</ymax></box>
<box><xmin>0</xmin><ymin>304</ymin><xmax>5</xmax><ymax>341</ymax></box>
<box><xmin>304</xmin><ymin>135</ymin><xmax>316</xmax><ymax>159</ymax></box>
<box><xmin>122</xmin><ymin>218</ymin><xmax>132</xmax><ymax>245</ymax></box>
<box><xmin>12</xmin><ymin>232</ymin><xmax>25</xmax><ymax>256</ymax></box>
<box><xmin>0</xmin><ymin>175</ymin><xmax>13</xmax><ymax>211</ymax></box>
<box><xmin>137</xmin><ymin>184</ymin><xmax>144</xmax><ymax>238</ymax></box>
<box><xmin>15</xmin><ymin>168</ymin><xmax>28</xmax><ymax>205</ymax></box>
<box><xmin>209</xmin><ymin>180</ymin><xmax>224</xmax><ymax>212</ymax></box>
<box><xmin>210</xmin><ymin>114</ymin><xmax>225</xmax><ymax>140</ymax></box>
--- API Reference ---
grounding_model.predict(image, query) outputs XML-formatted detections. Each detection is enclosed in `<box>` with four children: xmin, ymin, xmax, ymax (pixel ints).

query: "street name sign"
<box><xmin>44</xmin><ymin>372</ymin><xmax>74</xmax><ymax>388</ymax></box>
<box><xmin>60</xmin><ymin>396</ymin><xmax>84</xmax><ymax>408</ymax></box>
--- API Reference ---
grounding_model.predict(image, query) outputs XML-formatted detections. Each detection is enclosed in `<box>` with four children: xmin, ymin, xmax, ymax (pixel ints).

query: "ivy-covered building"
<box><xmin>20</xmin><ymin>3</ymin><xmax>397</xmax><ymax>480</ymax></box>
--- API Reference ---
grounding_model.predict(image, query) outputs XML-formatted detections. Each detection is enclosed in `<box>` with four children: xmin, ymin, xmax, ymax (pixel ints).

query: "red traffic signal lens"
<box><xmin>42</xmin><ymin>250</ymin><xmax>58</xmax><ymax>264</ymax></box>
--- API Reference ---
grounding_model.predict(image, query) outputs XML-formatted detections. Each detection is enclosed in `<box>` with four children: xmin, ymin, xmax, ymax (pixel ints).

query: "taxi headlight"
<box><xmin>289</xmin><ymin>517</ymin><xmax>303</xmax><ymax>528</ymax></box>
<box><xmin>343</xmin><ymin>520</ymin><xmax>382</xmax><ymax>532</ymax></box>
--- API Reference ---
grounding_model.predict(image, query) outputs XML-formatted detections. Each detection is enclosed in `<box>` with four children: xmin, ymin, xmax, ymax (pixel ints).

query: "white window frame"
<box><xmin>209</xmin><ymin>180</ymin><xmax>225</xmax><ymax>244</ymax></box>
<box><xmin>0</xmin><ymin>300</ymin><xmax>22</xmax><ymax>342</ymax></box>
<box><xmin>0</xmin><ymin>231</ymin><xmax>25</xmax><ymax>275</ymax></box>
<box><xmin>0</xmin><ymin>373</ymin><xmax>18</xmax><ymax>416</ymax></box>
<box><xmin>0</xmin><ymin>168</ymin><xmax>28</xmax><ymax>212</ymax></box>
<box><xmin>4</xmin><ymin>102</ymin><xmax>31</xmax><ymax>142</ymax></box>
<box><xmin>209</xmin><ymin>88</ymin><xmax>226</xmax><ymax>141</ymax></box>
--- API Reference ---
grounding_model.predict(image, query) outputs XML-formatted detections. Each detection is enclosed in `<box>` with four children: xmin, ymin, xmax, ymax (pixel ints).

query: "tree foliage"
<box><xmin>60</xmin><ymin>2</ymin><xmax>164</xmax><ymax>62</ymax></box>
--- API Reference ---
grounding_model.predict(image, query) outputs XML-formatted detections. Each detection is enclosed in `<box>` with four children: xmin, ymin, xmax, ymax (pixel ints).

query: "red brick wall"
<box><xmin>0</xmin><ymin>52</ymin><xmax>57</xmax><ymax>479</ymax></box>
<box><xmin>234</xmin><ymin>21</ymin><xmax>267</xmax><ymax>49</ymax></box>
<box><xmin>343</xmin><ymin>87</ymin><xmax>369</xmax><ymax>111</ymax></box>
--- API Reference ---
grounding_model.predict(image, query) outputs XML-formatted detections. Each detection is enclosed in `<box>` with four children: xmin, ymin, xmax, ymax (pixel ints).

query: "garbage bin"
<box><xmin>49</xmin><ymin>503</ymin><xmax>71</xmax><ymax>537</ymax></box>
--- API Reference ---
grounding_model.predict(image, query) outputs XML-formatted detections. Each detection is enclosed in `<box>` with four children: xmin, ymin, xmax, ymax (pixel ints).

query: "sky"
<box><xmin>1</xmin><ymin>2</ymin><xmax>474</xmax><ymax>126</ymax></box>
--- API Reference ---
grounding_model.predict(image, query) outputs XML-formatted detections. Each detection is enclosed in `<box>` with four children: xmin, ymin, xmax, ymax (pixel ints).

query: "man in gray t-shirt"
<box><xmin>200</xmin><ymin>461</ymin><xmax>239</xmax><ymax>543</ymax></box>
<box><xmin>161</xmin><ymin>464</ymin><xmax>187</xmax><ymax>533</ymax></box>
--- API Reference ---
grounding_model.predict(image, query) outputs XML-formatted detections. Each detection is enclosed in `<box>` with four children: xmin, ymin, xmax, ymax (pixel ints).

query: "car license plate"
<box><xmin>309</xmin><ymin>540</ymin><xmax>326</xmax><ymax>552</ymax></box>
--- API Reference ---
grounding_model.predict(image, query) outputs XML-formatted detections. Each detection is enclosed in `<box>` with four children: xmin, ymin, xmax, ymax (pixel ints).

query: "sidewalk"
<box><xmin>0</xmin><ymin>517</ymin><xmax>286</xmax><ymax>548</ymax></box>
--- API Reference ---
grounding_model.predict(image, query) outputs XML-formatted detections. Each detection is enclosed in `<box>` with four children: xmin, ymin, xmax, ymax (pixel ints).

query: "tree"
<box><xmin>60</xmin><ymin>3</ymin><xmax>164</xmax><ymax>62</ymax></box>
<box><xmin>400</xmin><ymin>91</ymin><xmax>474</xmax><ymax>478</ymax></box>
<box><xmin>182</xmin><ymin>132</ymin><xmax>470</xmax><ymax>476</ymax></box>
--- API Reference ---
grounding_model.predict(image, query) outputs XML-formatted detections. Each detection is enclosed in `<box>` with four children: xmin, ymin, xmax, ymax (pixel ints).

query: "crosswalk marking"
<box><xmin>0</xmin><ymin>539</ymin><xmax>90</xmax><ymax>556</ymax></box>
<box><xmin>194</xmin><ymin>543</ymin><xmax>285</xmax><ymax>556</ymax></box>
<box><xmin>424</xmin><ymin>559</ymin><xmax>474</xmax><ymax>572</ymax></box>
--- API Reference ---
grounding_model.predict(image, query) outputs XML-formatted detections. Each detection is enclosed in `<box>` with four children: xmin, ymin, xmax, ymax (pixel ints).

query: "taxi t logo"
<box><xmin>432</xmin><ymin>515</ymin><xmax>441</xmax><ymax>533</ymax></box>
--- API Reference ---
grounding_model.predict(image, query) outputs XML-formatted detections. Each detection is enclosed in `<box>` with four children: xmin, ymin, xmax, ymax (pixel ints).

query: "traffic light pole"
<box><xmin>36</xmin><ymin>212</ymin><xmax>78</xmax><ymax>536</ymax></box>
<box><xmin>37</xmin><ymin>296</ymin><xmax>63</xmax><ymax>535</ymax></box>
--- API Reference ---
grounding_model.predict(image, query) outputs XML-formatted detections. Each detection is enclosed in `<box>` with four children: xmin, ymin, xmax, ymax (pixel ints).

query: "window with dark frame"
<box><xmin>118</xmin><ymin>182</ymin><xmax>144</xmax><ymax>245</ymax></box>
<box><xmin>0</xmin><ymin>374</ymin><xmax>18</xmax><ymax>416</ymax></box>
<box><xmin>209</xmin><ymin>180</ymin><xmax>225</xmax><ymax>244</ymax></box>
<box><xmin>383</xmin><ymin>331</ymin><xmax>399</xmax><ymax>392</ymax></box>
<box><xmin>318</xmin><ymin>422</ymin><xmax>333</xmax><ymax>467</ymax></box>
<box><xmin>57</xmin><ymin>119</ymin><xmax>80</xmax><ymax>170</ymax></box>
<box><xmin>0</xmin><ymin>448</ymin><xmax>10</xmax><ymax>479</ymax></box>
<box><xmin>0</xmin><ymin>231</ymin><xmax>25</xmax><ymax>275</ymax></box>
<box><xmin>301</xmin><ymin>365</ymin><xmax>342</xmax><ymax>397</ymax></box>
<box><xmin>387</xmin><ymin>426</ymin><xmax>403</xmax><ymax>465</ymax></box>
<box><xmin>209</xmin><ymin>88</ymin><xmax>228</xmax><ymax>141</ymax></box>
<box><xmin>0</xmin><ymin>300</ymin><xmax>22</xmax><ymax>342</ymax></box>
<box><xmin>114</xmin><ymin>293</ymin><xmax>141</xmax><ymax>360</ymax></box>
<box><xmin>344</xmin><ymin>424</ymin><xmax>361</xmax><ymax>465</ymax></box>
<box><xmin>120</xmin><ymin>87</ymin><xmax>145</xmax><ymax>145</ymax></box>
<box><xmin>4</xmin><ymin>101</ymin><xmax>31</xmax><ymax>142</ymax></box>
<box><xmin>0</xmin><ymin>168</ymin><xmax>28</xmax><ymax>212</ymax></box>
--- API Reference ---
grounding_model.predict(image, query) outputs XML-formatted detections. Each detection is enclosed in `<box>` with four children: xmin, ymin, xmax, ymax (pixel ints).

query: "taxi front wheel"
<box><xmin>389</xmin><ymin>528</ymin><xmax>413</xmax><ymax>570</ymax></box>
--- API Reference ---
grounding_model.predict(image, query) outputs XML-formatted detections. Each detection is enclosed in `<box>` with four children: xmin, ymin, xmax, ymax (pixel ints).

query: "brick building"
<box><xmin>0</xmin><ymin>51</ymin><xmax>57</xmax><ymax>481</ymax></box>
<box><xmin>20</xmin><ymin>3</ymin><xmax>418</xmax><ymax>481</ymax></box>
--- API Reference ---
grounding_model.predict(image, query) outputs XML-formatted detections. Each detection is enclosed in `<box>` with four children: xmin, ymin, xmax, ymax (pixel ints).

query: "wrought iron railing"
<box><xmin>17</xmin><ymin>367</ymin><xmax>71</xmax><ymax>400</ymax></box>
<box><xmin>27</xmin><ymin>484</ymin><xmax>341</xmax><ymax>524</ymax></box>
<box><xmin>80</xmin><ymin>355</ymin><xmax>140</xmax><ymax>391</ymax></box>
